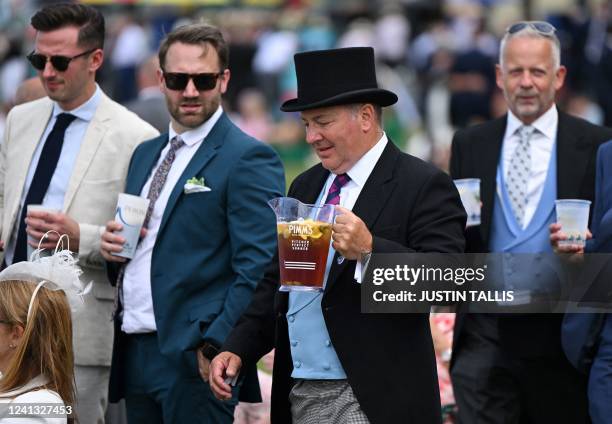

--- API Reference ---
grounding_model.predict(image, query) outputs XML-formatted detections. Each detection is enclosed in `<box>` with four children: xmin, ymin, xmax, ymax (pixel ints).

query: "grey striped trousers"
<box><xmin>289</xmin><ymin>379</ymin><xmax>370</xmax><ymax>424</ymax></box>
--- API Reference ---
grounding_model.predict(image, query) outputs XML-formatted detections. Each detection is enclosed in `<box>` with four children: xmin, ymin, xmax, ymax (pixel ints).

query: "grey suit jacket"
<box><xmin>0</xmin><ymin>91</ymin><xmax>158</xmax><ymax>365</ymax></box>
<box><xmin>125</xmin><ymin>94</ymin><xmax>170</xmax><ymax>133</ymax></box>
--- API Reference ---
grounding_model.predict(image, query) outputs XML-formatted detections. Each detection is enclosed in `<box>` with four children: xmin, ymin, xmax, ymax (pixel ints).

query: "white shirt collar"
<box><xmin>506</xmin><ymin>104</ymin><xmax>558</xmax><ymax>141</ymax></box>
<box><xmin>343</xmin><ymin>132</ymin><xmax>388</xmax><ymax>187</ymax></box>
<box><xmin>51</xmin><ymin>83</ymin><xmax>101</xmax><ymax>123</ymax></box>
<box><xmin>168</xmin><ymin>105</ymin><xmax>223</xmax><ymax>147</ymax></box>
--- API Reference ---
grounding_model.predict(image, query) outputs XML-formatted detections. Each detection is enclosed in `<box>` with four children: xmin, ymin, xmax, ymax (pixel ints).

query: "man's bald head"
<box><xmin>14</xmin><ymin>77</ymin><xmax>47</xmax><ymax>105</ymax></box>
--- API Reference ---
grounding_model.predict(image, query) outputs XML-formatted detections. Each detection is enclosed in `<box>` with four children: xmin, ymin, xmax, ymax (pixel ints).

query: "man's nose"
<box><xmin>182</xmin><ymin>77</ymin><xmax>199</xmax><ymax>97</ymax></box>
<box><xmin>42</xmin><ymin>60</ymin><xmax>57</xmax><ymax>79</ymax></box>
<box><xmin>519</xmin><ymin>71</ymin><xmax>534</xmax><ymax>88</ymax></box>
<box><xmin>305</xmin><ymin>126</ymin><xmax>323</xmax><ymax>144</ymax></box>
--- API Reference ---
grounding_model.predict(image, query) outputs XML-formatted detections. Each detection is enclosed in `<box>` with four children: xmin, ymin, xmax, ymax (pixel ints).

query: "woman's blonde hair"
<box><xmin>0</xmin><ymin>280</ymin><xmax>75</xmax><ymax>408</ymax></box>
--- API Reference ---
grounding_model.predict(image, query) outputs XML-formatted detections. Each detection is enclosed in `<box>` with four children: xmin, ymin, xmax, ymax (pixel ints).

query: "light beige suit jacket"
<box><xmin>0</xmin><ymin>91</ymin><xmax>158</xmax><ymax>366</ymax></box>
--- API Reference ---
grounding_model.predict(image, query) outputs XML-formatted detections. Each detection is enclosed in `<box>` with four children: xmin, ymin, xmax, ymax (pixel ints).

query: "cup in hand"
<box><xmin>454</xmin><ymin>178</ymin><xmax>481</xmax><ymax>227</ymax></box>
<box><xmin>555</xmin><ymin>199</ymin><xmax>591</xmax><ymax>247</ymax></box>
<box><xmin>26</xmin><ymin>204</ymin><xmax>60</xmax><ymax>260</ymax></box>
<box><xmin>113</xmin><ymin>193</ymin><xmax>149</xmax><ymax>259</ymax></box>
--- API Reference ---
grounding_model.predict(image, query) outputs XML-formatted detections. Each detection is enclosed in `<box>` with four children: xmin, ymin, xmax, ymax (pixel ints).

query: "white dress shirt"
<box><xmin>121</xmin><ymin>106</ymin><xmax>223</xmax><ymax>334</ymax></box>
<box><xmin>319</xmin><ymin>132</ymin><xmax>388</xmax><ymax>283</ymax></box>
<box><xmin>502</xmin><ymin>106</ymin><xmax>558</xmax><ymax>229</ymax></box>
<box><xmin>5</xmin><ymin>85</ymin><xmax>102</xmax><ymax>265</ymax></box>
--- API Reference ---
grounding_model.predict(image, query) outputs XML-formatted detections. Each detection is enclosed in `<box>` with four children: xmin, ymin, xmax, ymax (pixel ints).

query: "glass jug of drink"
<box><xmin>268</xmin><ymin>197</ymin><xmax>335</xmax><ymax>291</ymax></box>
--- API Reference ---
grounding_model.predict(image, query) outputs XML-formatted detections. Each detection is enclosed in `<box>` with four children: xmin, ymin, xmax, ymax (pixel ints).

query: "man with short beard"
<box><xmin>100</xmin><ymin>24</ymin><xmax>284</xmax><ymax>423</ymax></box>
<box><xmin>450</xmin><ymin>21</ymin><xmax>612</xmax><ymax>423</ymax></box>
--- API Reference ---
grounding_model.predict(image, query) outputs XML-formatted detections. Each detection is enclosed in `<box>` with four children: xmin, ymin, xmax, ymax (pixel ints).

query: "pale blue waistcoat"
<box><xmin>489</xmin><ymin>143</ymin><xmax>558</xmax><ymax>296</ymax></box>
<box><xmin>490</xmin><ymin>142</ymin><xmax>557</xmax><ymax>253</ymax></box>
<box><xmin>287</xmin><ymin>187</ymin><xmax>346</xmax><ymax>379</ymax></box>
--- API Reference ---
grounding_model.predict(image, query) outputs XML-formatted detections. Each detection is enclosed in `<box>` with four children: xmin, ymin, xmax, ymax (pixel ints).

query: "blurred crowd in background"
<box><xmin>0</xmin><ymin>0</ymin><xmax>611</xmax><ymax>183</ymax></box>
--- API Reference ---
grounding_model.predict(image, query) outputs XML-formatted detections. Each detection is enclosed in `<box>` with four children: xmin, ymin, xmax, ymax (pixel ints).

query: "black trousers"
<box><xmin>451</xmin><ymin>325</ymin><xmax>590</xmax><ymax>424</ymax></box>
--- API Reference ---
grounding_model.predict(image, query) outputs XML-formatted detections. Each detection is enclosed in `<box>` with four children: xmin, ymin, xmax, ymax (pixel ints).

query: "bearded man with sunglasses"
<box><xmin>100</xmin><ymin>23</ymin><xmax>284</xmax><ymax>423</ymax></box>
<box><xmin>0</xmin><ymin>3</ymin><xmax>158</xmax><ymax>423</ymax></box>
<box><xmin>450</xmin><ymin>21</ymin><xmax>612</xmax><ymax>423</ymax></box>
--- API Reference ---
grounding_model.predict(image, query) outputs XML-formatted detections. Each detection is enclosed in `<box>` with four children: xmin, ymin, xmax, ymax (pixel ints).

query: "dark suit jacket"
<box><xmin>563</xmin><ymin>140</ymin><xmax>612</xmax><ymax>372</ymax></box>
<box><xmin>223</xmin><ymin>141</ymin><xmax>466</xmax><ymax>424</ymax></box>
<box><xmin>107</xmin><ymin>113</ymin><xmax>285</xmax><ymax>403</ymax></box>
<box><xmin>450</xmin><ymin>109</ymin><xmax>612</xmax><ymax>359</ymax></box>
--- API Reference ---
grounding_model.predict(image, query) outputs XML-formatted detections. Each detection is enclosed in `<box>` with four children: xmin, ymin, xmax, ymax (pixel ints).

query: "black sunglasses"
<box><xmin>507</xmin><ymin>21</ymin><xmax>556</xmax><ymax>35</ymax></box>
<box><xmin>27</xmin><ymin>48</ymin><xmax>97</xmax><ymax>72</ymax></box>
<box><xmin>162</xmin><ymin>71</ymin><xmax>224</xmax><ymax>91</ymax></box>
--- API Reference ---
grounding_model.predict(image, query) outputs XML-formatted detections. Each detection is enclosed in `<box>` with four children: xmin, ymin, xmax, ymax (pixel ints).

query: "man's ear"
<box><xmin>90</xmin><ymin>48</ymin><xmax>104</xmax><ymax>73</ymax></box>
<box><xmin>495</xmin><ymin>64</ymin><xmax>504</xmax><ymax>91</ymax></box>
<box><xmin>359</xmin><ymin>103</ymin><xmax>376</xmax><ymax>133</ymax></box>
<box><xmin>554</xmin><ymin>65</ymin><xmax>567</xmax><ymax>91</ymax></box>
<box><xmin>158</xmin><ymin>67</ymin><xmax>168</xmax><ymax>93</ymax></box>
<box><xmin>219</xmin><ymin>68</ymin><xmax>231</xmax><ymax>95</ymax></box>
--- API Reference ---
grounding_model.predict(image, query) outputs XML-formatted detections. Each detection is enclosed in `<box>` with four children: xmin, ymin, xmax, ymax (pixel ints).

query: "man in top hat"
<box><xmin>209</xmin><ymin>47</ymin><xmax>466</xmax><ymax>424</ymax></box>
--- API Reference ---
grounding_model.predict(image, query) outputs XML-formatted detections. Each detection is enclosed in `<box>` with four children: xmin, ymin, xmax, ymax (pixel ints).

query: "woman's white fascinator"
<box><xmin>0</xmin><ymin>232</ymin><xmax>92</xmax><ymax>320</ymax></box>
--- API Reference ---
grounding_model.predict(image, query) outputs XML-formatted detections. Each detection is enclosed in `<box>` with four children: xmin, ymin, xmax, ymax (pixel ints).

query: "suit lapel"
<box><xmin>479</xmin><ymin>117</ymin><xmax>505</xmax><ymax>246</ymax></box>
<box><xmin>351</xmin><ymin>143</ymin><xmax>398</xmax><ymax>227</ymax></box>
<box><xmin>5</xmin><ymin>100</ymin><xmax>53</xmax><ymax>242</ymax></box>
<box><xmin>13</xmin><ymin>104</ymin><xmax>52</xmax><ymax>185</ymax></box>
<box><xmin>294</xmin><ymin>167</ymin><xmax>328</xmax><ymax>204</ymax></box>
<box><xmin>157</xmin><ymin>113</ymin><xmax>231</xmax><ymax>236</ymax></box>
<box><xmin>324</xmin><ymin>142</ymin><xmax>399</xmax><ymax>293</ymax></box>
<box><xmin>63</xmin><ymin>94</ymin><xmax>112</xmax><ymax>211</ymax></box>
<box><xmin>128</xmin><ymin>134</ymin><xmax>168</xmax><ymax>195</ymax></box>
<box><xmin>556</xmin><ymin>111</ymin><xmax>589</xmax><ymax>199</ymax></box>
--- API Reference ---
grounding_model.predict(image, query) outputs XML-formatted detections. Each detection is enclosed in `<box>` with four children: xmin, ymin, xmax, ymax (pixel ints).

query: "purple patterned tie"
<box><xmin>114</xmin><ymin>135</ymin><xmax>185</xmax><ymax>315</ymax></box>
<box><xmin>325</xmin><ymin>173</ymin><xmax>351</xmax><ymax>205</ymax></box>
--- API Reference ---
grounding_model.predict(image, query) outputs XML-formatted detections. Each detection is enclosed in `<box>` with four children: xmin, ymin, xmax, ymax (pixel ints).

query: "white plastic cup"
<box><xmin>26</xmin><ymin>204</ymin><xmax>60</xmax><ymax>260</ymax></box>
<box><xmin>112</xmin><ymin>193</ymin><xmax>149</xmax><ymax>259</ymax></box>
<box><xmin>454</xmin><ymin>178</ymin><xmax>481</xmax><ymax>227</ymax></box>
<box><xmin>555</xmin><ymin>199</ymin><xmax>591</xmax><ymax>247</ymax></box>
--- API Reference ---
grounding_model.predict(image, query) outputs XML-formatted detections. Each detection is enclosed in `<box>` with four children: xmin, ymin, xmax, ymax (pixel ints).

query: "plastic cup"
<box><xmin>26</xmin><ymin>204</ymin><xmax>60</xmax><ymax>260</ymax></box>
<box><xmin>555</xmin><ymin>199</ymin><xmax>591</xmax><ymax>247</ymax></box>
<box><xmin>454</xmin><ymin>178</ymin><xmax>481</xmax><ymax>227</ymax></box>
<box><xmin>112</xmin><ymin>193</ymin><xmax>149</xmax><ymax>259</ymax></box>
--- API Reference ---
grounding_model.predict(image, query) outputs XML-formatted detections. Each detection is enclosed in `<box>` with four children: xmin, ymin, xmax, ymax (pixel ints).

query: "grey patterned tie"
<box><xmin>114</xmin><ymin>135</ymin><xmax>185</xmax><ymax>316</ymax></box>
<box><xmin>142</xmin><ymin>135</ymin><xmax>185</xmax><ymax>229</ymax></box>
<box><xmin>506</xmin><ymin>125</ymin><xmax>534</xmax><ymax>227</ymax></box>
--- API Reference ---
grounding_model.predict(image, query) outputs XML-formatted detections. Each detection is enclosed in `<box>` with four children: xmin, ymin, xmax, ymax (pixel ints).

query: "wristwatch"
<box><xmin>200</xmin><ymin>342</ymin><xmax>219</xmax><ymax>361</ymax></box>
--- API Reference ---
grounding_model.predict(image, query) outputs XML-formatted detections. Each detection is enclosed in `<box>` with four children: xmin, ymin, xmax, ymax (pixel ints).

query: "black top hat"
<box><xmin>280</xmin><ymin>47</ymin><xmax>398</xmax><ymax>112</ymax></box>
